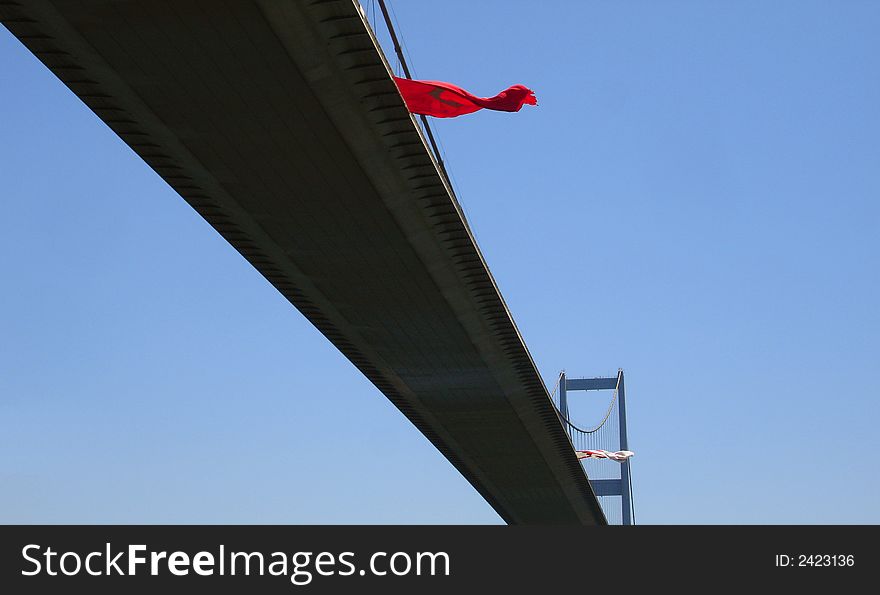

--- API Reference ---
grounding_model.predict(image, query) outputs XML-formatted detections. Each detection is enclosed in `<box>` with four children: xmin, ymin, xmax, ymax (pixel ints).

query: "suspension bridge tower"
<box><xmin>554</xmin><ymin>369</ymin><xmax>634</xmax><ymax>525</ymax></box>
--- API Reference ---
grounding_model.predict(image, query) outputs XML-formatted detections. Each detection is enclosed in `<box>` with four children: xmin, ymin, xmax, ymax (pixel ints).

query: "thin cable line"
<box><xmin>559</xmin><ymin>387</ymin><xmax>618</xmax><ymax>434</ymax></box>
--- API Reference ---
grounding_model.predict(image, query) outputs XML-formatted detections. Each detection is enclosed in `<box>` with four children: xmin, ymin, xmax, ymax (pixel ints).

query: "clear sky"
<box><xmin>1</xmin><ymin>0</ymin><xmax>878</xmax><ymax>524</ymax></box>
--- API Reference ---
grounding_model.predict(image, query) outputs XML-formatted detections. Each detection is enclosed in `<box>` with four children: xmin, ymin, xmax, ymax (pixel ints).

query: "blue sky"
<box><xmin>1</xmin><ymin>0</ymin><xmax>878</xmax><ymax>524</ymax></box>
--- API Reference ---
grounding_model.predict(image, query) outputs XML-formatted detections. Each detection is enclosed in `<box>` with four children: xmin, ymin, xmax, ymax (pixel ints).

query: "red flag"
<box><xmin>393</xmin><ymin>76</ymin><xmax>537</xmax><ymax>118</ymax></box>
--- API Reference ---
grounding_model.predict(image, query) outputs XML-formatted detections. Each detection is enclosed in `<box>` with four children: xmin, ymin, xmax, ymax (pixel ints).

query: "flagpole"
<box><xmin>376</xmin><ymin>0</ymin><xmax>457</xmax><ymax>198</ymax></box>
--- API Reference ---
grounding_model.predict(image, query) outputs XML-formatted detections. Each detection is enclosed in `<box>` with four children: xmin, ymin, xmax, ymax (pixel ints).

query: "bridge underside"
<box><xmin>2</xmin><ymin>0</ymin><xmax>605</xmax><ymax>524</ymax></box>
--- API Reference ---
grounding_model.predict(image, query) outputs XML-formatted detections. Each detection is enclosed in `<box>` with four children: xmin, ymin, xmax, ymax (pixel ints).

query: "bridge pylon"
<box><xmin>557</xmin><ymin>369</ymin><xmax>633</xmax><ymax>525</ymax></box>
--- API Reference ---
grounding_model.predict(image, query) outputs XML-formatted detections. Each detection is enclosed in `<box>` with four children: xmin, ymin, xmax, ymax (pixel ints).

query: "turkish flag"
<box><xmin>393</xmin><ymin>76</ymin><xmax>537</xmax><ymax>118</ymax></box>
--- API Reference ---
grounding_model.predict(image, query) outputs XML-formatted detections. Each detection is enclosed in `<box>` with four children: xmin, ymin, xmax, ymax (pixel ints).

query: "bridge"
<box><xmin>2</xmin><ymin>0</ymin><xmax>626</xmax><ymax>524</ymax></box>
